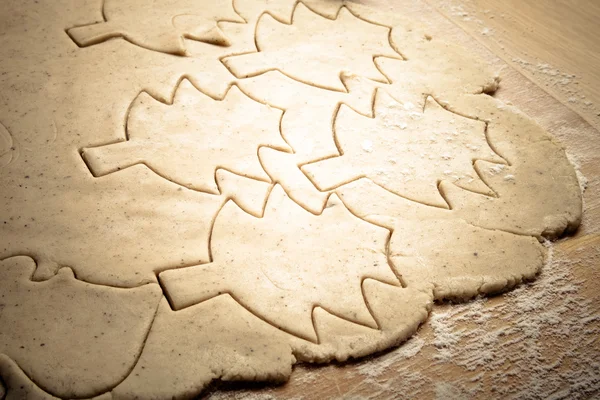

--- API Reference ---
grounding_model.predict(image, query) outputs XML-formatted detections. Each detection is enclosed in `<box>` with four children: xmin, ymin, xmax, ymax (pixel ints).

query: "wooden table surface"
<box><xmin>430</xmin><ymin>0</ymin><xmax>600</xmax><ymax>131</ymax></box>
<box><xmin>204</xmin><ymin>1</ymin><xmax>600</xmax><ymax>398</ymax></box>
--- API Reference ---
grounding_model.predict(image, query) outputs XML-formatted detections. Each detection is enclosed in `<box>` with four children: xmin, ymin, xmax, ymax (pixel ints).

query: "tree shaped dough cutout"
<box><xmin>81</xmin><ymin>80</ymin><xmax>290</xmax><ymax>194</ymax></box>
<box><xmin>0</xmin><ymin>0</ymin><xmax>585</xmax><ymax>397</ymax></box>
<box><xmin>67</xmin><ymin>0</ymin><xmax>245</xmax><ymax>55</ymax></box>
<box><xmin>223</xmin><ymin>3</ymin><xmax>400</xmax><ymax>91</ymax></box>
<box><xmin>303</xmin><ymin>90</ymin><xmax>506</xmax><ymax>208</ymax></box>
<box><xmin>159</xmin><ymin>185</ymin><xmax>399</xmax><ymax>342</ymax></box>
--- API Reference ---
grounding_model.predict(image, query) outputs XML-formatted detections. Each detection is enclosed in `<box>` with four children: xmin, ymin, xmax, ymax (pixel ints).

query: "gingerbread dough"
<box><xmin>0</xmin><ymin>0</ymin><xmax>582</xmax><ymax>398</ymax></box>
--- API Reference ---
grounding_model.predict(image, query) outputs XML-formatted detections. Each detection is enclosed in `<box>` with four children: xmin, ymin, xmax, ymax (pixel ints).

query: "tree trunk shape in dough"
<box><xmin>0</xmin><ymin>0</ymin><xmax>584</xmax><ymax>398</ymax></box>
<box><xmin>67</xmin><ymin>0</ymin><xmax>244</xmax><ymax>55</ymax></box>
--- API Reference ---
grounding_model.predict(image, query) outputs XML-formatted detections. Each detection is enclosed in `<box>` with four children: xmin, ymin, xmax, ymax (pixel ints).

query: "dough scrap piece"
<box><xmin>112</xmin><ymin>297</ymin><xmax>295</xmax><ymax>400</ymax></box>
<box><xmin>300</xmin><ymin>280</ymin><xmax>433</xmax><ymax>362</ymax></box>
<box><xmin>215</xmin><ymin>169</ymin><xmax>273</xmax><ymax>218</ymax></box>
<box><xmin>223</xmin><ymin>3</ymin><xmax>400</xmax><ymax>91</ymax></box>
<box><xmin>238</xmin><ymin>70</ymin><xmax>378</xmax><ymax>163</ymax></box>
<box><xmin>442</xmin><ymin>143</ymin><xmax>582</xmax><ymax>239</ymax></box>
<box><xmin>82</xmin><ymin>81</ymin><xmax>289</xmax><ymax>194</ymax></box>
<box><xmin>0</xmin><ymin>256</ymin><xmax>162</xmax><ymax>398</ymax></box>
<box><xmin>159</xmin><ymin>185</ymin><xmax>399</xmax><ymax>342</ymax></box>
<box><xmin>389</xmin><ymin>219</ymin><xmax>545</xmax><ymax>300</ymax></box>
<box><xmin>336</xmin><ymin>177</ymin><xmax>451</xmax><ymax>229</ymax></box>
<box><xmin>337</xmin><ymin>179</ymin><xmax>545</xmax><ymax>300</ymax></box>
<box><xmin>66</xmin><ymin>0</ymin><xmax>245</xmax><ymax>55</ymax></box>
<box><xmin>115</xmin><ymin>267</ymin><xmax>433</xmax><ymax>399</ymax></box>
<box><xmin>303</xmin><ymin>89</ymin><xmax>505</xmax><ymax>208</ymax></box>
<box><xmin>0</xmin><ymin>356</ymin><xmax>113</xmax><ymax>400</ymax></box>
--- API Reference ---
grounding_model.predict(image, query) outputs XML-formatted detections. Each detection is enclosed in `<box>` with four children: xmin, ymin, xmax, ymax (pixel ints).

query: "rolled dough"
<box><xmin>0</xmin><ymin>0</ymin><xmax>582</xmax><ymax>398</ymax></box>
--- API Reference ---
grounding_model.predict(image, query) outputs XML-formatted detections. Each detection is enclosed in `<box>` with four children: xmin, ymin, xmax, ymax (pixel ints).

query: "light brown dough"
<box><xmin>250</xmin><ymin>0</ymin><xmax>343</xmax><ymax>23</ymax></box>
<box><xmin>0</xmin><ymin>256</ymin><xmax>161</xmax><ymax>398</ymax></box>
<box><xmin>0</xmin><ymin>356</ymin><xmax>113</xmax><ymax>400</ymax></box>
<box><xmin>223</xmin><ymin>3</ymin><xmax>400</xmax><ymax>91</ymax></box>
<box><xmin>0</xmin><ymin>0</ymin><xmax>582</xmax><ymax>398</ymax></box>
<box><xmin>0</xmin><ymin>122</ymin><xmax>17</xmax><ymax>168</ymax></box>
<box><xmin>67</xmin><ymin>0</ymin><xmax>244</xmax><ymax>54</ymax></box>
<box><xmin>0</xmin><ymin>355</ymin><xmax>57</xmax><ymax>400</ymax></box>
<box><xmin>160</xmin><ymin>185</ymin><xmax>399</xmax><ymax>342</ymax></box>
<box><xmin>82</xmin><ymin>80</ymin><xmax>288</xmax><ymax>194</ymax></box>
<box><xmin>336</xmin><ymin>179</ymin><xmax>546</xmax><ymax>300</ymax></box>
<box><xmin>112</xmin><ymin>296</ymin><xmax>296</xmax><ymax>400</ymax></box>
<box><xmin>0</xmin><ymin>0</ymin><xmax>263</xmax><ymax>287</ymax></box>
<box><xmin>303</xmin><ymin>89</ymin><xmax>505</xmax><ymax>208</ymax></box>
<box><xmin>114</xmin><ymin>282</ymin><xmax>433</xmax><ymax>399</ymax></box>
<box><xmin>258</xmin><ymin>147</ymin><xmax>329</xmax><ymax>214</ymax></box>
<box><xmin>389</xmin><ymin>219</ymin><xmax>545</xmax><ymax>300</ymax></box>
<box><xmin>2</xmin><ymin>165</ymin><xmax>226</xmax><ymax>286</ymax></box>
<box><xmin>238</xmin><ymin>70</ymin><xmax>378</xmax><ymax>163</ymax></box>
<box><xmin>437</xmin><ymin>94</ymin><xmax>582</xmax><ymax>238</ymax></box>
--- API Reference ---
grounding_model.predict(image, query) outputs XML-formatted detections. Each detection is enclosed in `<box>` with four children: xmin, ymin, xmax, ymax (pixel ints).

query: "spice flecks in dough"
<box><xmin>0</xmin><ymin>256</ymin><xmax>162</xmax><ymax>398</ymax></box>
<box><xmin>113</xmin><ymin>297</ymin><xmax>295</xmax><ymax>399</ymax></box>
<box><xmin>159</xmin><ymin>185</ymin><xmax>399</xmax><ymax>342</ymax></box>
<box><xmin>303</xmin><ymin>90</ymin><xmax>505</xmax><ymax>208</ymax></box>
<box><xmin>254</xmin><ymin>0</ymin><xmax>344</xmax><ymax>23</ymax></box>
<box><xmin>0</xmin><ymin>122</ymin><xmax>18</xmax><ymax>168</ymax></box>
<box><xmin>0</xmin><ymin>0</ymin><xmax>585</xmax><ymax>397</ymax></box>
<box><xmin>82</xmin><ymin>80</ymin><xmax>289</xmax><ymax>194</ymax></box>
<box><xmin>223</xmin><ymin>3</ymin><xmax>400</xmax><ymax>91</ymax></box>
<box><xmin>66</xmin><ymin>0</ymin><xmax>244</xmax><ymax>55</ymax></box>
<box><xmin>389</xmin><ymin>219</ymin><xmax>545</xmax><ymax>300</ymax></box>
<box><xmin>215</xmin><ymin>168</ymin><xmax>273</xmax><ymax>218</ymax></box>
<box><xmin>0</xmin><ymin>355</ymin><xmax>58</xmax><ymax>400</ymax></box>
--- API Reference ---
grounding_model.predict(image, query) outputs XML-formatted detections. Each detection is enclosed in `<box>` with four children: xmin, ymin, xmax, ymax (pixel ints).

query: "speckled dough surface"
<box><xmin>0</xmin><ymin>0</ymin><xmax>582</xmax><ymax>399</ymax></box>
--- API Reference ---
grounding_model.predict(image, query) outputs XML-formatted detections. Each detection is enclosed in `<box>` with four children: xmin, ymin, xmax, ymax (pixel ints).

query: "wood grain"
<box><xmin>429</xmin><ymin>0</ymin><xmax>600</xmax><ymax>131</ymax></box>
<box><xmin>205</xmin><ymin>1</ymin><xmax>600</xmax><ymax>398</ymax></box>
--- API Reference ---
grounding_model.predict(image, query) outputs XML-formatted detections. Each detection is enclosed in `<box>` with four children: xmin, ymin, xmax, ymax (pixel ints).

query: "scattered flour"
<box><xmin>481</xmin><ymin>27</ymin><xmax>493</xmax><ymax>37</ymax></box>
<box><xmin>446</xmin><ymin>3</ymin><xmax>494</xmax><ymax>37</ymax></box>
<box><xmin>209</xmin><ymin>239</ymin><xmax>600</xmax><ymax>400</ymax></box>
<box><xmin>435</xmin><ymin>0</ymin><xmax>600</xmax><ymax>126</ymax></box>
<box><xmin>356</xmin><ymin>337</ymin><xmax>426</xmax><ymax>378</ymax></box>
<box><xmin>566</xmin><ymin>152</ymin><xmax>589</xmax><ymax>194</ymax></box>
<box><xmin>205</xmin><ymin>242</ymin><xmax>600</xmax><ymax>399</ymax></box>
<box><xmin>509</xmin><ymin>58</ymin><xmax>599</xmax><ymax>122</ymax></box>
<box><xmin>203</xmin><ymin>3</ymin><xmax>598</xmax><ymax>398</ymax></box>
<box><xmin>427</xmin><ymin>242</ymin><xmax>600</xmax><ymax>399</ymax></box>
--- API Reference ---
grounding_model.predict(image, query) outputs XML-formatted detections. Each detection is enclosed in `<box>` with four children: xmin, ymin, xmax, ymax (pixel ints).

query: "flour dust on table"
<box><xmin>0</xmin><ymin>0</ymin><xmax>582</xmax><ymax>398</ymax></box>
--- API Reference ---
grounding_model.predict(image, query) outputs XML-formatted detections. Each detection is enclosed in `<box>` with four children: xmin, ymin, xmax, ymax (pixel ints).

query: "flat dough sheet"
<box><xmin>0</xmin><ymin>0</ymin><xmax>582</xmax><ymax>398</ymax></box>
